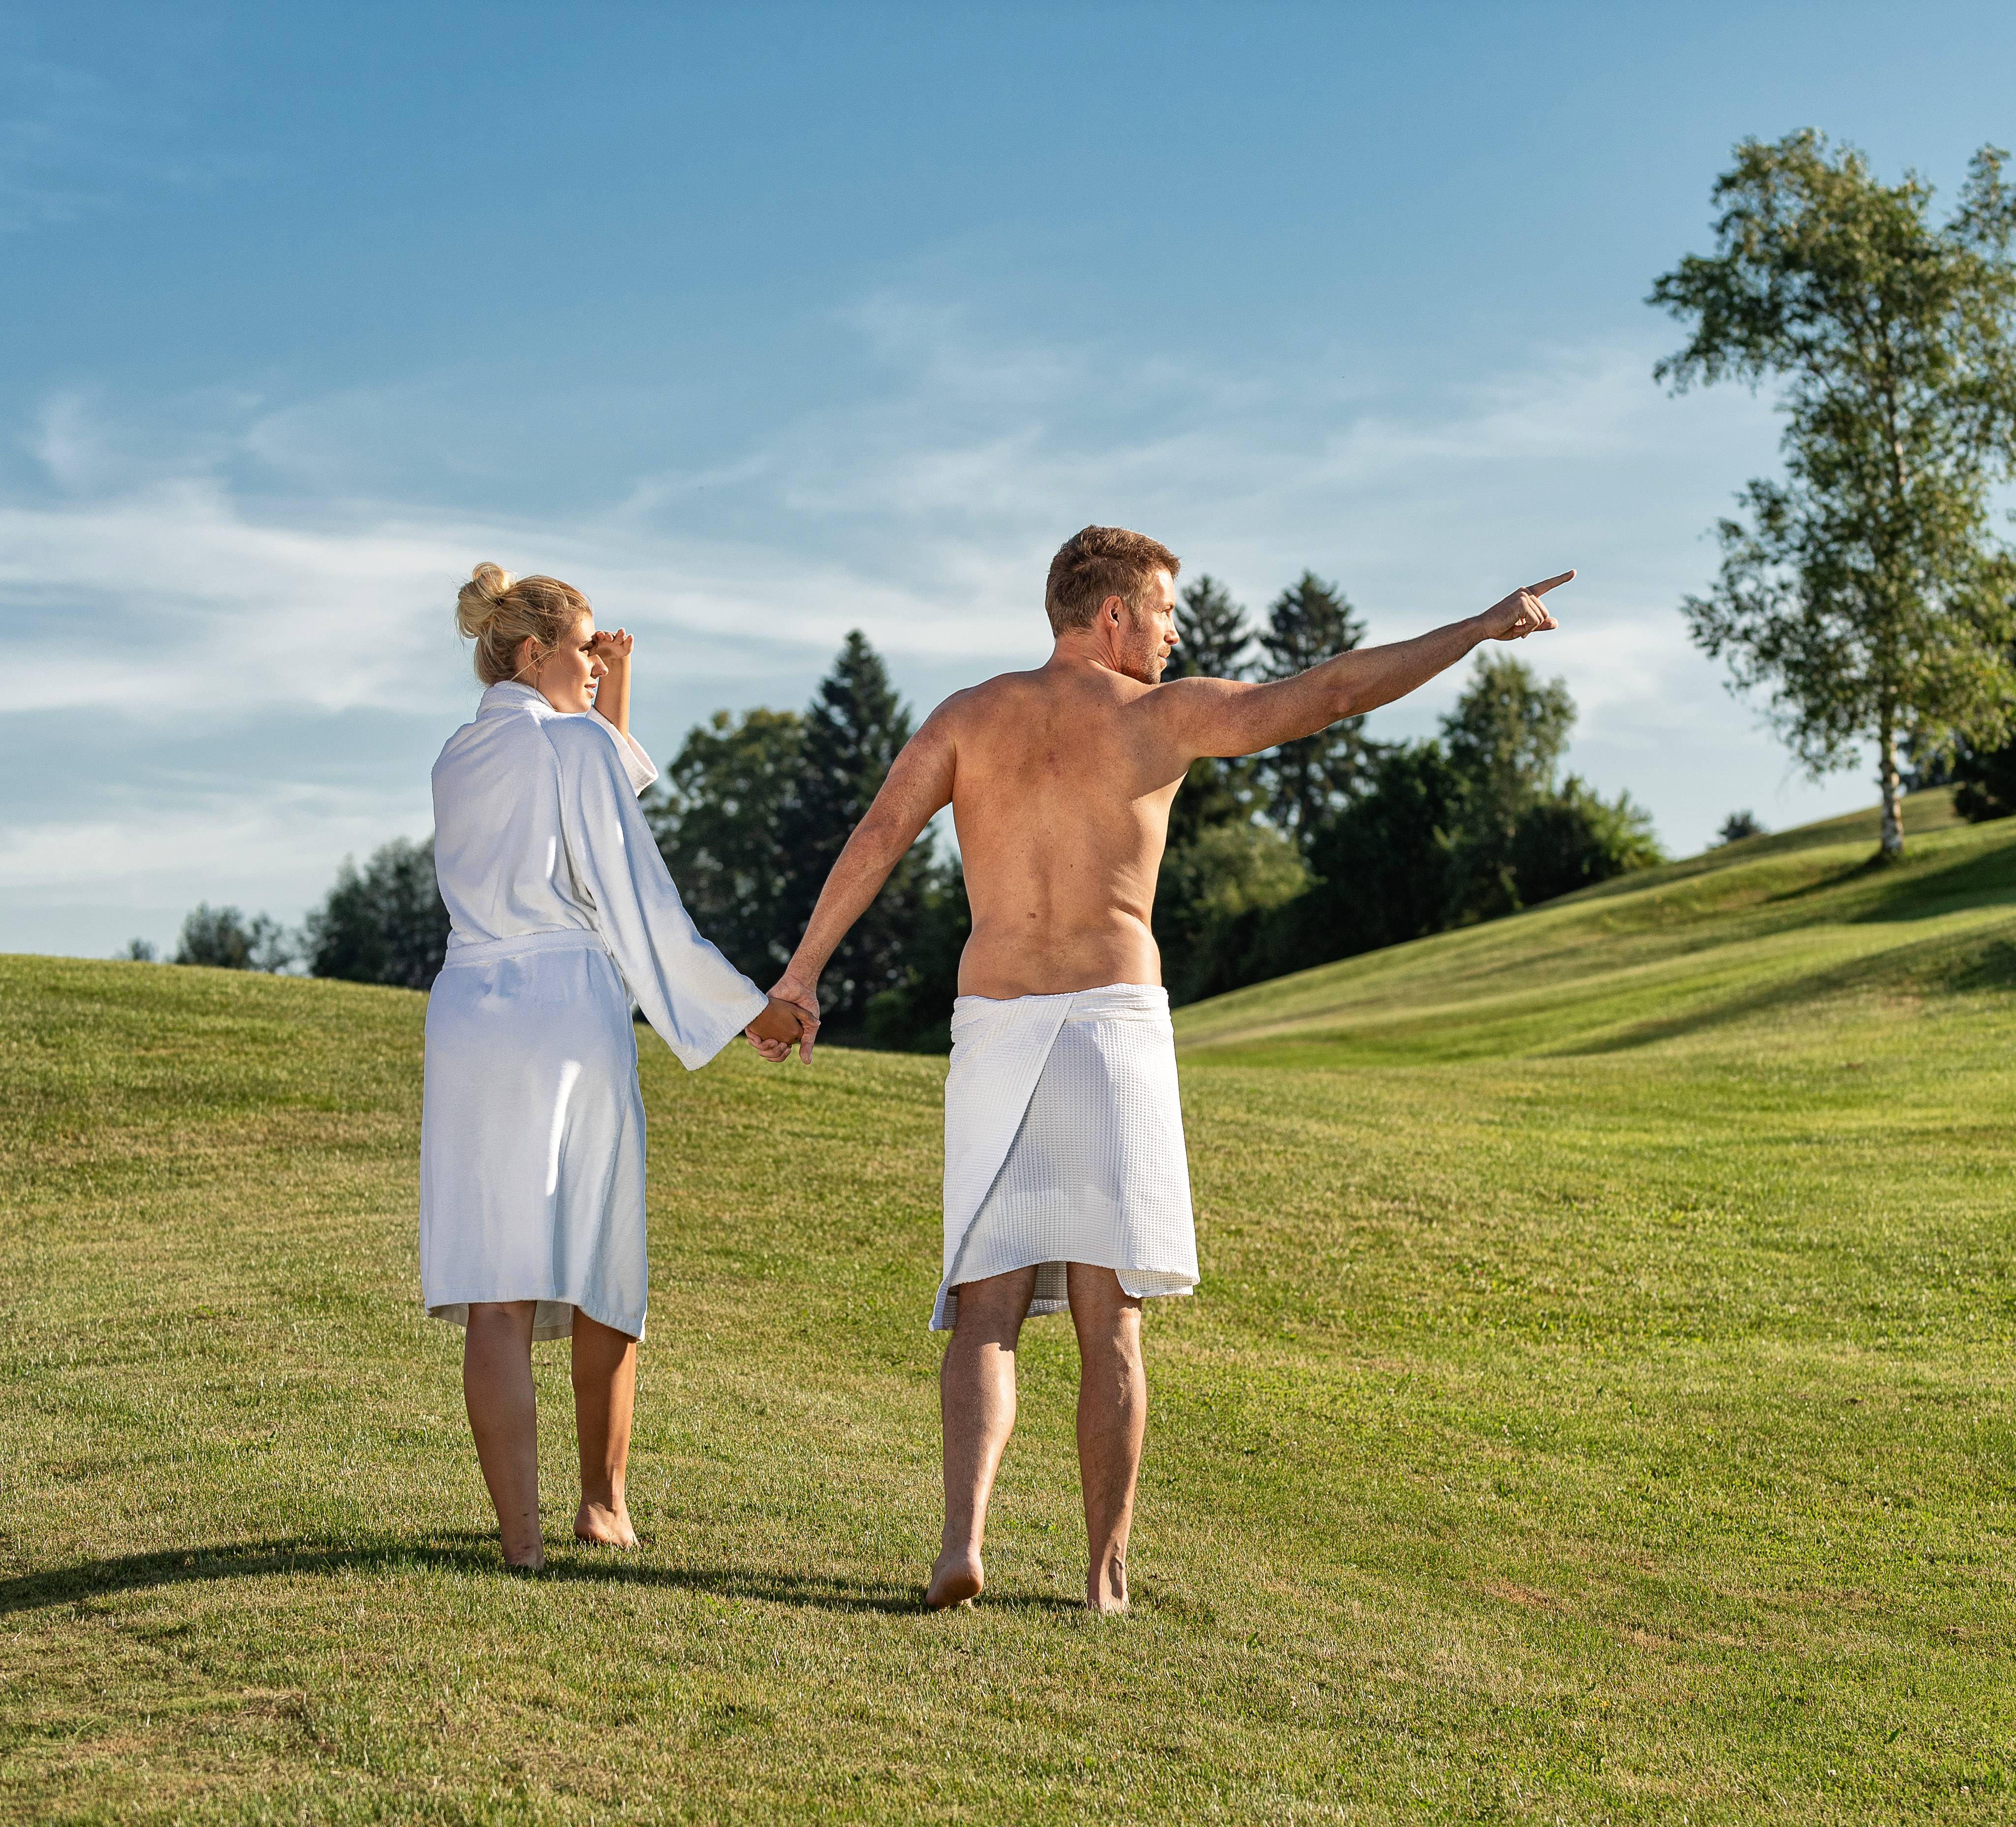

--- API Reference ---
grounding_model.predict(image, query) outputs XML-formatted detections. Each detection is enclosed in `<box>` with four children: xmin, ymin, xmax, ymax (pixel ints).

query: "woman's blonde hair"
<box><xmin>454</xmin><ymin>563</ymin><xmax>591</xmax><ymax>686</ymax></box>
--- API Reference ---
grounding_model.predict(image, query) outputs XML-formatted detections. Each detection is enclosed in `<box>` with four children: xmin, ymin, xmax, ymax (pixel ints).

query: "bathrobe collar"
<box><xmin>474</xmin><ymin>680</ymin><xmax>660</xmax><ymax>795</ymax></box>
<box><xmin>480</xmin><ymin>681</ymin><xmax>548</xmax><ymax>715</ymax></box>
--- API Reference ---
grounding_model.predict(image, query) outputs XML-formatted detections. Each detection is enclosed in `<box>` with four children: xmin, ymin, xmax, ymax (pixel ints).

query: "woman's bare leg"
<box><xmin>1067</xmin><ymin>1264</ymin><xmax>1146</xmax><ymax>1614</ymax></box>
<box><xmin>463</xmin><ymin>1301</ymin><xmax>543</xmax><ymax>1568</ymax></box>
<box><xmin>927</xmin><ymin>1267</ymin><xmax>1037</xmax><ymax>1608</ymax></box>
<box><xmin>571</xmin><ymin>1309</ymin><xmax>639</xmax><ymax>1547</ymax></box>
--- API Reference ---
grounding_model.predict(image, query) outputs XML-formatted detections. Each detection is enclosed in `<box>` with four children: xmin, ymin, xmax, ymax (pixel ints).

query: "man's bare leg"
<box><xmin>927</xmin><ymin>1266</ymin><xmax>1037</xmax><ymax>1608</ymax></box>
<box><xmin>570</xmin><ymin>1310</ymin><xmax>640</xmax><ymax>1547</ymax></box>
<box><xmin>1067</xmin><ymin>1264</ymin><xmax>1146</xmax><ymax>1613</ymax></box>
<box><xmin>464</xmin><ymin>1300</ymin><xmax>543</xmax><ymax>1569</ymax></box>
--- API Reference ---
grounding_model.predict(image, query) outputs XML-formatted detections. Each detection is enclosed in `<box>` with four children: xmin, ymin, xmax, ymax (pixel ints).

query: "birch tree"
<box><xmin>1651</xmin><ymin>131</ymin><xmax>2016</xmax><ymax>856</ymax></box>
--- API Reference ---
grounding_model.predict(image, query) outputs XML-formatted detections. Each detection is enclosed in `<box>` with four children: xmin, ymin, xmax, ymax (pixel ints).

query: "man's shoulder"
<box><xmin>928</xmin><ymin>668</ymin><xmax>1046</xmax><ymax>728</ymax></box>
<box><xmin>940</xmin><ymin>663</ymin><xmax>1150</xmax><ymax>720</ymax></box>
<box><xmin>962</xmin><ymin>665</ymin><xmax>1043</xmax><ymax>697</ymax></box>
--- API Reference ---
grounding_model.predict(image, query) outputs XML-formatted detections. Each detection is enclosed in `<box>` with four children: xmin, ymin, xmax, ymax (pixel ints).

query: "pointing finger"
<box><xmin>1527</xmin><ymin>569</ymin><xmax>1576</xmax><ymax>597</ymax></box>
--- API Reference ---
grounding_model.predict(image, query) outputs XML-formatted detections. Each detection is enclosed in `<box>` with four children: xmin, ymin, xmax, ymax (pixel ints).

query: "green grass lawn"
<box><xmin>3</xmin><ymin>790</ymin><xmax>2014</xmax><ymax>1822</ymax></box>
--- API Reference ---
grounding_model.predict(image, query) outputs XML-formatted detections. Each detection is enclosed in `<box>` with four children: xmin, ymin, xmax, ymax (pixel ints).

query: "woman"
<box><xmin>422</xmin><ymin>563</ymin><xmax>809</xmax><ymax>1569</ymax></box>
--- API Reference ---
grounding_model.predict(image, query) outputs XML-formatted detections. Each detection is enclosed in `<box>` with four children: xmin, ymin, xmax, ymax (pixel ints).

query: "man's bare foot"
<box><xmin>925</xmin><ymin>1546</ymin><xmax>983</xmax><ymax>1609</ymax></box>
<box><xmin>1086</xmin><ymin>1552</ymin><xmax>1127</xmax><ymax>1614</ymax></box>
<box><xmin>503</xmin><ymin>1547</ymin><xmax>546</xmax><ymax>1573</ymax></box>
<box><xmin>574</xmin><ymin>1498</ymin><xmax>638</xmax><ymax>1548</ymax></box>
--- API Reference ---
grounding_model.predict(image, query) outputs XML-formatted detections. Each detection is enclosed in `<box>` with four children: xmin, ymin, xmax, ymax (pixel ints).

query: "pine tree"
<box><xmin>779</xmin><ymin>631</ymin><xmax>931</xmax><ymax>1027</ymax></box>
<box><xmin>1165</xmin><ymin>574</ymin><xmax>1257</xmax><ymax>852</ymax></box>
<box><xmin>1166</xmin><ymin>574</ymin><xmax>1252</xmax><ymax>682</ymax></box>
<box><xmin>1254</xmin><ymin>571</ymin><xmax>1369</xmax><ymax>848</ymax></box>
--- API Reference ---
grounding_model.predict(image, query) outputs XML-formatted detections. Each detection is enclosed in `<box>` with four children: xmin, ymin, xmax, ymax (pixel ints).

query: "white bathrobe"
<box><xmin>420</xmin><ymin>682</ymin><xmax>767</xmax><ymax>1341</ymax></box>
<box><xmin>933</xmin><ymin>982</ymin><xmax>1198</xmax><ymax>1330</ymax></box>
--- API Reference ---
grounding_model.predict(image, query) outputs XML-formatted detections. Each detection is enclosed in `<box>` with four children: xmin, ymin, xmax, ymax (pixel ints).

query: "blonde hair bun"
<box><xmin>454</xmin><ymin>563</ymin><xmax>518</xmax><ymax>639</ymax></box>
<box><xmin>452</xmin><ymin>564</ymin><xmax>592</xmax><ymax>686</ymax></box>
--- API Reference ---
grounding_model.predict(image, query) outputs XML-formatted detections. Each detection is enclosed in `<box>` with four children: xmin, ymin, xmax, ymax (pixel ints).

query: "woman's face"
<box><xmin>520</xmin><ymin>613</ymin><xmax>605</xmax><ymax>715</ymax></box>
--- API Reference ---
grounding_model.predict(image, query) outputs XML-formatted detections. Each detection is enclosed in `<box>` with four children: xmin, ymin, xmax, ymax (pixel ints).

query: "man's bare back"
<box><xmin>939</xmin><ymin>663</ymin><xmax>1177</xmax><ymax>998</ymax></box>
<box><xmin>765</xmin><ymin>560</ymin><xmax>1569</xmax><ymax>1025</ymax></box>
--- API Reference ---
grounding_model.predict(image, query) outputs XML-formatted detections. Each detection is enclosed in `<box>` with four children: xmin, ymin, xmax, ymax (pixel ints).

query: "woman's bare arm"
<box><xmin>590</xmin><ymin>629</ymin><xmax>633</xmax><ymax>740</ymax></box>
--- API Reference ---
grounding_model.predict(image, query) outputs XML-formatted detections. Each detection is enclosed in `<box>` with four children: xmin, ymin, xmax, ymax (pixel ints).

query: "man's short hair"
<box><xmin>1043</xmin><ymin>526</ymin><xmax>1181</xmax><ymax>635</ymax></box>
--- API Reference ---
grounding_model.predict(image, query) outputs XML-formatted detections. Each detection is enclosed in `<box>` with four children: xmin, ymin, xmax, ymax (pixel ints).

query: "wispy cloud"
<box><xmin>2</xmin><ymin>294</ymin><xmax>1841</xmax><ymax>957</ymax></box>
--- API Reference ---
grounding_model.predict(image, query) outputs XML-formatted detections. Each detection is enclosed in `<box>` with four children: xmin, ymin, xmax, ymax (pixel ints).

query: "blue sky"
<box><xmin>6</xmin><ymin>1</ymin><xmax>2016</xmax><ymax>957</ymax></box>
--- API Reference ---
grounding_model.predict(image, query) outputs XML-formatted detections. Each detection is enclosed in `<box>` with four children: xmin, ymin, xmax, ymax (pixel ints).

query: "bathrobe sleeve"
<box><xmin>544</xmin><ymin>717</ymin><xmax>770</xmax><ymax>1069</ymax></box>
<box><xmin>609</xmin><ymin>724</ymin><xmax>660</xmax><ymax>796</ymax></box>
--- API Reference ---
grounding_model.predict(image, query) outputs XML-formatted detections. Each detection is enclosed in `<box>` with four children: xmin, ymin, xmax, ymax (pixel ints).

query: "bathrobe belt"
<box><xmin>439</xmin><ymin>928</ymin><xmax>610</xmax><ymax>970</ymax></box>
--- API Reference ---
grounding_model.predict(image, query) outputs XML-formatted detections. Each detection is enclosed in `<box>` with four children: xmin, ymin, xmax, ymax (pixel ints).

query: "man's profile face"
<box><xmin>1114</xmin><ymin>568</ymin><xmax>1179</xmax><ymax>685</ymax></box>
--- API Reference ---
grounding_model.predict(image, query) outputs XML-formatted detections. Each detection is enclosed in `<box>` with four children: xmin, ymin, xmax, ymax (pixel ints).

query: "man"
<box><xmin>766</xmin><ymin>526</ymin><xmax>1568</xmax><ymax>1612</ymax></box>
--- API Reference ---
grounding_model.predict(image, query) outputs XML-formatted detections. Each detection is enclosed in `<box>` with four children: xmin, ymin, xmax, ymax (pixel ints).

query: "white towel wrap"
<box><xmin>933</xmin><ymin>981</ymin><xmax>1198</xmax><ymax>1331</ymax></box>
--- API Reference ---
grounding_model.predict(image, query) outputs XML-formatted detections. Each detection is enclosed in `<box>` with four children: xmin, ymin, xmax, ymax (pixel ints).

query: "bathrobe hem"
<box><xmin>424</xmin><ymin>1292</ymin><xmax>646</xmax><ymax>1343</ymax></box>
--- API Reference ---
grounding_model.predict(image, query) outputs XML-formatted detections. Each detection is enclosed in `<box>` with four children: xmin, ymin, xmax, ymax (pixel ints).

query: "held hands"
<box><xmin>1480</xmin><ymin>571</ymin><xmax>1574</xmax><ymax>642</ymax></box>
<box><xmin>744</xmin><ymin>980</ymin><xmax>821</xmax><ymax>1064</ymax></box>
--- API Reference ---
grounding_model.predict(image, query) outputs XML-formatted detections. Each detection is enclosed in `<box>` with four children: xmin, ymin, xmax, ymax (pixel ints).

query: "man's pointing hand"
<box><xmin>1480</xmin><ymin>570</ymin><xmax>1574</xmax><ymax>642</ymax></box>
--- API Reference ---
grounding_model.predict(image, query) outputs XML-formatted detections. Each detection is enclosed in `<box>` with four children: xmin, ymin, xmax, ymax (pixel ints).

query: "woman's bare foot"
<box><xmin>574</xmin><ymin>1497</ymin><xmax>638</xmax><ymax>1547</ymax></box>
<box><xmin>1086</xmin><ymin>1550</ymin><xmax>1128</xmax><ymax>1614</ymax></box>
<box><xmin>503</xmin><ymin>1545</ymin><xmax>546</xmax><ymax>1573</ymax></box>
<box><xmin>925</xmin><ymin>1545</ymin><xmax>983</xmax><ymax>1609</ymax></box>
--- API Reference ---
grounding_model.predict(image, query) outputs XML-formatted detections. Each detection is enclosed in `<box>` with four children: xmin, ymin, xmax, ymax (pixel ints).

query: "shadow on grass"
<box><xmin>1755</xmin><ymin>840</ymin><xmax>2016</xmax><ymax>923</ymax></box>
<box><xmin>0</xmin><ymin>1536</ymin><xmax>1082</xmax><ymax>1619</ymax></box>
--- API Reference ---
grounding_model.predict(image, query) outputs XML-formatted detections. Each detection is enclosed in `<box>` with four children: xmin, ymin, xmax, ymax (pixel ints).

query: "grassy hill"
<box><xmin>3</xmin><ymin>792</ymin><xmax>2015</xmax><ymax>1822</ymax></box>
<box><xmin>1177</xmin><ymin>789</ymin><xmax>1996</xmax><ymax>1061</ymax></box>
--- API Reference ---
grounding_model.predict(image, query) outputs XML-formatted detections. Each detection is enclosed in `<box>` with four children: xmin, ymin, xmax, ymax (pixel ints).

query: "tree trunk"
<box><xmin>1877</xmin><ymin>718</ymin><xmax>1904</xmax><ymax>859</ymax></box>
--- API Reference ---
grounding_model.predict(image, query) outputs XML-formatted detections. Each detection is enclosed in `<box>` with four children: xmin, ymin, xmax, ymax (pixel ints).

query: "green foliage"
<box><xmin>1164</xmin><ymin>575</ymin><xmax>1257</xmax><ymax>854</ymax></box>
<box><xmin>778</xmin><ymin>631</ymin><xmax>933</xmax><ymax>1029</ymax></box>
<box><xmin>645</xmin><ymin>633</ymin><xmax>957</xmax><ymax>1047</ymax></box>
<box><xmin>644</xmin><ymin>706</ymin><xmax>805</xmax><ymax>984</ymax></box>
<box><xmin>1441</xmin><ymin>654</ymin><xmax>1580</xmax><ymax>921</ymax></box>
<box><xmin>1506</xmin><ymin>775</ymin><xmax>1665</xmax><ymax>905</ymax></box>
<box><xmin>1949</xmin><ymin>733</ymin><xmax>2016</xmax><ymax>821</ymax></box>
<box><xmin>302</xmin><ymin>838</ymin><xmax>449</xmax><ymax>989</ymax></box>
<box><xmin>1299</xmin><ymin>739</ymin><xmax>1464</xmax><ymax>955</ymax></box>
<box><xmin>1168</xmin><ymin>573</ymin><xmax>1252</xmax><ymax>679</ymax></box>
<box><xmin>1718</xmin><ymin>809</ymin><xmax>1768</xmax><ymax>844</ymax></box>
<box><xmin>1253</xmin><ymin>571</ymin><xmax>1368</xmax><ymax>849</ymax></box>
<box><xmin>1651</xmin><ymin>130</ymin><xmax>2016</xmax><ymax>855</ymax></box>
<box><xmin>863</xmin><ymin>856</ymin><xmax>972</xmax><ymax>1054</ymax></box>
<box><xmin>173</xmin><ymin>902</ymin><xmax>292</xmax><ymax>973</ymax></box>
<box><xmin>1155</xmin><ymin>821</ymin><xmax>1309</xmax><ymax>1006</ymax></box>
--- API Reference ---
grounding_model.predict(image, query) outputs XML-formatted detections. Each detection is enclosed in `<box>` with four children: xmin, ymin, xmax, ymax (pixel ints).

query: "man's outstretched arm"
<box><xmin>1159</xmin><ymin>572</ymin><xmax>1573</xmax><ymax>761</ymax></box>
<box><xmin>763</xmin><ymin>708</ymin><xmax>959</xmax><ymax>1060</ymax></box>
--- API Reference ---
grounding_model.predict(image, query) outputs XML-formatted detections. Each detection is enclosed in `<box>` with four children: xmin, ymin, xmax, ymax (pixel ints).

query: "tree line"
<box><xmin>136</xmin><ymin>591</ymin><xmax>1672</xmax><ymax>1049</ymax></box>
